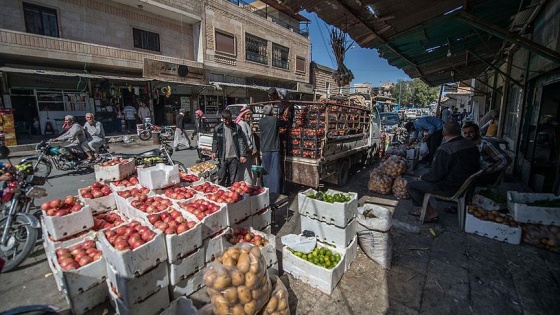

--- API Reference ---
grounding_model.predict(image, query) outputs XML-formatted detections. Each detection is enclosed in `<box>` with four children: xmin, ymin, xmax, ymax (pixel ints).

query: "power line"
<box><xmin>313</xmin><ymin>14</ymin><xmax>336</xmax><ymax>67</ymax></box>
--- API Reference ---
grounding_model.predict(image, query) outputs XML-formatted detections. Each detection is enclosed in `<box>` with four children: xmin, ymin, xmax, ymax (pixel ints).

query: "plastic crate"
<box><xmin>169</xmin><ymin>247</ymin><xmax>206</xmax><ymax>285</ymax></box>
<box><xmin>298</xmin><ymin>189</ymin><xmax>358</xmax><ymax>228</ymax></box>
<box><xmin>170</xmin><ymin>267</ymin><xmax>206</xmax><ymax>299</ymax></box>
<box><xmin>64</xmin><ymin>281</ymin><xmax>109</xmax><ymax>315</ymax></box>
<box><xmin>106</xmin><ymin>261</ymin><xmax>169</xmax><ymax>305</ymax></box>
<box><xmin>507</xmin><ymin>191</ymin><xmax>560</xmax><ymax>226</ymax></box>
<box><xmin>138</xmin><ymin>164</ymin><xmax>180</xmax><ymax>190</ymax></box>
<box><xmin>465</xmin><ymin>211</ymin><xmax>521</xmax><ymax>245</ymax></box>
<box><xmin>300</xmin><ymin>215</ymin><xmax>356</xmax><ymax>248</ymax></box>
<box><xmin>109</xmin><ymin>283</ymin><xmax>170</xmax><ymax>315</ymax></box>
<box><xmin>94</xmin><ymin>159</ymin><xmax>135</xmax><ymax>182</ymax></box>
<box><xmin>42</xmin><ymin>205</ymin><xmax>94</xmax><ymax>241</ymax></box>
<box><xmin>252</xmin><ymin>207</ymin><xmax>272</xmax><ymax>231</ymax></box>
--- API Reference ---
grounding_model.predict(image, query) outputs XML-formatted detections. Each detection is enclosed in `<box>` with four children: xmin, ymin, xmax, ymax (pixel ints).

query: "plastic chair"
<box><xmin>419</xmin><ymin>169</ymin><xmax>485</xmax><ymax>229</ymax></box>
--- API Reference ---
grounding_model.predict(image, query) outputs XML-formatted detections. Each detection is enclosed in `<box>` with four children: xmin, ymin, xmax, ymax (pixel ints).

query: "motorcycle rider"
<box><xmin>51</xmin><ymin>115</ymin><xmax>92</xmax><ymax>165</ymax></box>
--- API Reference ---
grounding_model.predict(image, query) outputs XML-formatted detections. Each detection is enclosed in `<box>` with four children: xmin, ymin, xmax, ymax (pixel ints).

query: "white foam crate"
<box><xmin>109</xmin><ymin>283</ymin><xmax>170</xmax><ymax>315</ymax></box>
<box><xmin>42</xmin><ymin>221</ymin><xmax>96</xmax><ymax>252</ymax></box>
<box><xmin>472</xmin><ymin>188</ymin><xmax>506</xmax><ymax>211</ymax></box>
<box><xmin>259</xmin><ymin>225</ymin><xmax>272</xmax><ymax>235</ymax></box>
<box><xmin>217</xmin><ymin>193</ymin><xmax>251</xmax><ymax>226</ymax></box>
<box><xmin>79</xmin><ymin>193</ymin><xmax>117</xmax><ymax>214</ymax></box>
<box><xmin>249</xmin><ymin>187</ymin><xmax>270</xmax><ymax>215</ymax></box>
<box><xmin>465</xmin><ymin>212</ymin><xmax>521</xmax><ymax>245</ymax></box>
<box><xmin>42</xmin><ymin>205</ymin><xmax>94</xmax><ymax>241</ymax></box>
<box><xmin>282</xmin><ymin>243</ymin><xmax>346</xmax><ymax>295</ymax></box>
<box><xmin>178</xmin><ymin>196</ymin><xmax>228</xmax><ymax>239</ymax></box>
<box><xmin>252</xmin><ymin>207</ymin><xmax>272</xmax><ymax>230</ymax></box>
<box><xmin>161</xmin><ymin>211</ymin><xmax>203</xmax><ymax>263</ymax></box>
<box><xmin>50</xmin><ymin>239</ymin><xmax>107</xmax><ymax>297</ymax></box>
<box><xmin>160</xmin><ymin>296</ymin><xmax>198</xmax><ymax>315</ymax></box>
<box><xmin>107</xmin><ymin>261</ymin><xmax>169</xmax><ymax>305</ymax></box>
<box><xmin>298</xmin><ymin>188</ymin><xmax>358</xmax><ymax>228</ymax></box>
<box><xmin>65</xmin><ymin>281</ymin><xmax>109</xmax><ymax>315</ymax></box>
<box><xmin>169</xmin><ymin>247</ymin><xmax>206</xmax><ymax>285</ymax></box>
<box><xmin>113</xmin><ymin>188</ymin><xmax>154</xmax><ymax>215</ymax></box>
<box><xmin>301</xmin><ymin>215</ymin><xmax>357</xmax><ymax>248</ymax></box>
<box><xmin>203</xmin><ymin>229</ymin><xmax>231</xmax><ymax>263</ymax></box>
<box><xmin>138</xmin><ymin>164</ymin><xmax>180</xmax><ymax>190</ymax></box>
<box><xmin>223</xmin><ymin>227</ymin><xmax>277</xmax><ymax>266</ymax></box>
<box><xmin>125</xmin><ymin>196</ymin><xmax>178</xmax><ymax>222</ymax></box>
<box><xmin>341</xmin><ymin>235</ymin><xmax>357</xmax><ymax>272</ymax></box>
<box><xmin>92</xmin><ymin>210</ymin><xmax>128</xmax><ymax>232</ymax></box>
<box><xmin>46</xmin><ymin>252</ymin><xmax>64</xmax><ymax>292</ymax></box>
<box><xmin>97</xmin><ymin>223</ymin><xmax>167</xmax><ymax>278</ymax></box>
<box><xmin>231</xmin><ymin>216</ymin><xmax>253</xmax><ymax>230</ymax></box>
<box><xmin>170</xmin><ymin>267</ymin><xmax>205</xmax><ymax>299</ymax></box>
<box><xmin>507</xmin><ymin>191</ymin><xmax>560</xmax><ymax>226</ymax></box>
<box><xmin>109</xmin><ymin>182</ymin><xmax>140</xmax><ymax>192</ymax></box>
<box><xmin>94</xmin><ymin>159</ymin><xmax>136</xmax><ymax>182</ymax></box>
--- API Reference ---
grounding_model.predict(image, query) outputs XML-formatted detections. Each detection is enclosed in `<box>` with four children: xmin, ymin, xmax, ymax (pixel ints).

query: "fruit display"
<box><xmin>103</xmin><ymin>220</ymin><xmax>156</xmax><ymax>251</ymax></box>
<box><xmin>193</xmin><ymin>182</ymin><xmax>221</xmax><ymax>194</ymax></box>
<box><xmin>163</xmin><ymin>186</ymin><xmax>197</xmax><ymax>200</ymax></box>
<box><xmin>206</xmin><ymin>190</ymin><xmax>243</xmax><ymax>204</ymax></box>
<box><xmin>287</xmin><ymin>246</ymin><xmax>341</xmax><ymax>269</ymax></box>
<box><xmin>178</xmin><ymin>198</ymin><xmax>221</xmax><ymax>220</ymax></box>
<box><xmin>467</xmin><ymin>206</ymin><xmax>519</xmax><ymax>227</ymax></box>
<box><xmin>79</xmin><ymin>181</ymin><xmax>112</xmax><ymax>199</ymax></box>
<box><xmin>380</xmin><ymin>155</ymin><xmax>408</xmax><ymax>178</ymax></box>
<box><xmin>41</xmin><ymin>196</ymin><xmax>83</xmax><ymax>216</ymax></box>
<box><xmin>392</xmin><ymin>176</ymin><xmax>410</xmax><ymax>199</ymax></box>
<box><xmin>14</xmin><ymin>162</ymin><xmax>33</xmax><ymax>176</ymax></box>
<box><xmin>260</xmin><ymin>275</ymin><xmax>289</xmax><ymax>315</ymax></box>
<box><xmin>189</xmin><ymin>161</ymin><xmax>217</xmax><ymax>174</ymax></box>
<box><xmin>146</xmin><ymin>208</ymin><xmax>197</xmax><ymax>235</ymax></box>
<box><xmin>130</xmin><ymin>195</ymin><xmax>174</xmax><ymax>214</ymax></box>
<box><xmin>302</xmin><ymin>149</ymin><xmax>319</xmax><ymax>159</ymax></box>
<box><xmin>303</xmin><ymin>128</ymin><xmax>324</xmax><ymax>137</ymax></box>
<box><xmin>112</xmin><ymin>176</ymin><xmax>139</xmax><ymax>187</ymax></box>
<box><xmin>140</xmin><ymin>157</ymin><xmax>164</xmax><ymax>167</ymax></box>
<box><xmin>179</xmin><ymin>171</ymin><xmax>200</xmax><ymax>183</ymax></box>
<box><xmin>100</xmin><ymin>157</ymin><xmax>132</xmax><ymax>167</ymax></box>
<box><xmin>116</xmin><ymin>187</ymin><xmax>151</xmax><ymax>199</ymax></box>
<box><xmin>368</xmin><ymin>171</ymin><xmax>394</xmax><ymax>195</ymax></box>
<box><xmin>93</xmin><ymin>212</ymin><xmax>126</xmax><ymax>230</ymax></box>
<box><xmin>56</xmin><ymin>240</ymin><xmax>103</xmax><ymax>270</ymax></box>
<box><xmin>203</xmin><ymin>244</ymin><xmax>271</xmax><ymax>315</ymax></box>
<box><xmin>304</xmin><ymin>190</ymin><xmax>351</xmax><ymax>203</ymax></box>
<box><xmin>230</xmin><ymin>181</ymin><xmax>265</xmax><ymax>196</ymax></box>
<box><xmin>226</xmin><ymin>228</ymin><xmax>269</xmax><ymax>247</ymax></box>
<box><xmin>521</xmin><ymin>223</ymin><xmax>559</xmax><ymax>252</ymax></box>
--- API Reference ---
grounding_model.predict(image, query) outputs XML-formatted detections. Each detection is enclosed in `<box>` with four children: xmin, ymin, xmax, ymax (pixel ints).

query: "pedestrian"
<box><xmin>83</xmin><ymin>113</ymin><xmax>106</xmax><ymax>162</ymax></box>
<box><xmin>211</xmin><ymin>109</ymin><xmax>248</xmax><ymax>187</ymax></box>
<box><xmin>235</xmin><ymin>107</ymin><xmax>257</xmax><ymax>184</ymax></box>
<box><xmin>138</xmin><ymin>102</ymin><xmax>151</xmax><ymax>126</ymax></box>
<box><xmin>122</xmin><ymin>103</ymin><xmax>137</xmax><ymax>133</ymax></box>
<box><xmin>407</xmin><ymin>122</ymin><xmax>480</xmax><ymax>222</ymax></box>
<box><xmin>192</xmin><ymin>109</ymin><xmax>205</xmax><ymax>162</ymax></box>
<box><xmin>258</xmin><ymin>104</ymin><xmax>287</xmax><ymax>194</ymax></box>
<box><xmin>441</xmin><ymin>106</ymin><xmax>451</xmax><ymax>122</ymax></box>
<box><xmin>450</xmin><ymin>107</ymin><xmax>461</xmax><ymax>123</ymax></box>
<box><xmin>404</xmin><ymin>116</ymin><xmax>444</xmax><ymax>164</ymax></box>
<box><xmin>173</xmin><ymin>109</ymin><xmax>192</xmax><ymax>152</ymax></box>
<box><xmin>114</xmin><ymin>104</ymin><xmax>123</xmax><ymax>133</ymax></box>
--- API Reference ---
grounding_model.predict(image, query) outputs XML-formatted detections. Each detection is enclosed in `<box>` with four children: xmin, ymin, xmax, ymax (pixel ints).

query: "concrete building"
<box><xmin>310</xmin><ymin>62</ymin><xmax>350</xmax><ymax>100</ymax></box>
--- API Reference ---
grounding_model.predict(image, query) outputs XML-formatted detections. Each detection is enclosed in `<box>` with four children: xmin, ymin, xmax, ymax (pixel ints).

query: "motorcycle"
<box><xmin>109</xmin><ymin>140</ymin><xmax>187</xmax><ymax>172</ymax></box>
<box><xmin>0</xmin><ymin>147</ymin><xmax>47</xmax><ymax>272</ymax></box>
<box><xmin>20</xmin><ymin>140</ymin><xmax>110</xmax><ymax>178</ymax></box>
<box><xmin>138</xmin><ymin>123</ymin><xmax>175</xmax><ymax>141</ymax></box>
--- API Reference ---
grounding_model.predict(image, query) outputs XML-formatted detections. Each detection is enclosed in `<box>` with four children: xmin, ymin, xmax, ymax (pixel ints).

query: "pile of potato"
<box><xmin>384</xmin><ymin>146</ymin><xmax>407</xmax><ymax>158</ymax></box>
<box><xmin>521</xmin><ymin>223</ymin><xmax>559</xmax><ymax>252</ymax></box>
<box><xmin>392</xmin><ymin>176</ymin><xmax>409</xmax><ymax>199</ymax></box>
<box><xmin>260</xmin><ymin>275</ymin><xmax>290</xmax><ymax>315</ymax></box>
<box><xmin>382</xmin><ymin>155</ymin><xmax>408</xmax><ymax>178</ymax></box>
<box><xmin>467</xmin><ymin>206</ymin><xmax>519</xmax><ymax>227</ymax></box>
<box><xmin>368</xmin><ymin>171</ymin><xmax>394</xmax><ymax>195</ymax></box>
<box><xmin>203</xmin><ymin>243</ymin><xmax>271</xmax><ymax>315</ymax></box>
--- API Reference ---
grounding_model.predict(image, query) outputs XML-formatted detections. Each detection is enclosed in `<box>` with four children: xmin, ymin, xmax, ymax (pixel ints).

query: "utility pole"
<box><xmin>398</xmin><ymin>82</ymin><xmax>402</xmax><ymax>106</ymax></box>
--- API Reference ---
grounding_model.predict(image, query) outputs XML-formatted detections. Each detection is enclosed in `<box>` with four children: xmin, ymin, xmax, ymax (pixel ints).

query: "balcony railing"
<box><xmin>272</xmin><ymin>59</ymin><xmax>289</xmax><ymax>70</ymax></box>
<box><xmin>246</xmin><ymin>51</ymin><xmax>268</xmax><ymax>64</ymax></box>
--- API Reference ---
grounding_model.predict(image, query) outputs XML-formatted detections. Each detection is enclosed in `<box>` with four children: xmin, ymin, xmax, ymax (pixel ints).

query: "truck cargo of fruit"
<box><xmin>197</xmin><ymin>99</ymin><xmax>381</xmax><ymax>188</ymax></box>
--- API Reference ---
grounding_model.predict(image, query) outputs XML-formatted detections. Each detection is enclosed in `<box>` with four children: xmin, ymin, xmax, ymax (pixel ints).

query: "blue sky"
<box><xmin>304</xmin><ymin>12</ymin><xmax>409</xmax><ymax>86</ymax></box>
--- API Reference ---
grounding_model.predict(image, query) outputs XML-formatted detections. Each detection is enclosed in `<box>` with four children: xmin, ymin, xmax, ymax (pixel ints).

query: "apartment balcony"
<box><xmin>0</xmin><ymin>29</ymin><xmax>202</xmax><ymax>74</ymax></box>
<box><xmin>111</xmin><ymin>0</ymin><xmax>201</xmax><ymax>23</ymax></box>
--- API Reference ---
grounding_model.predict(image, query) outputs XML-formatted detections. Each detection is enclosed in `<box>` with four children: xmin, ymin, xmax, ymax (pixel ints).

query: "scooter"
<box><xmin>138</xmin><ymin>123</ymin><xmax>175</xmax><ymax>141</ymax></box>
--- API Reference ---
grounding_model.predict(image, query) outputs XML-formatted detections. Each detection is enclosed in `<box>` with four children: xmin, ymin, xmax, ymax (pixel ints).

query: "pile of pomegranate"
<box><xmin>41</xmin><ymin>196</ymin><xmax>83</xmax><ymax>217</ymax></box>
<box><xmin>103</xmin><ymin>220</ymin><xmax>156</xmax><ymax>251</ymax></box>
<box><xmin>56</xmin><ymin>240</ymin><xmax>102</xmax><ymax>270</ymax></box>
<box><xmin>79</xmin><ymin>182</ymin><xmax>112</xmax><ymax>199</ymax></box>
<box><xmin>146</xmin><ymin>209</ymin><xmax>198</xmax><ymax>235</ymax></box>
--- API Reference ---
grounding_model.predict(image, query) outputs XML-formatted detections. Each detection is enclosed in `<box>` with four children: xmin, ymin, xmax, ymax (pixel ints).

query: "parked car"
<box><xmin>380</xmin><ymin>112</ymin><xmax>400</xmax><ymax>132</ymax></box>
<box><xmin>405</xmin><ymin>109</ymin><xmax>422</xmax><ymax>120</ymax></box>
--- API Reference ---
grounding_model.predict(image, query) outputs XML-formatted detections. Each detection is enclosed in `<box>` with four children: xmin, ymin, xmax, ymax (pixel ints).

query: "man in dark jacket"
<box><xmin>212</xmin><ymin>109</ymin><xmax>247</xmax><ymax>187</ymax></box>
<box><xmin>407</xmin><ymin>122</ymin><xmax>480</xmax><ymax>222</ymax></box>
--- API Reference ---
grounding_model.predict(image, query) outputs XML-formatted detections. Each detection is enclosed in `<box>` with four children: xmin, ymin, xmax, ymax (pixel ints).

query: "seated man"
<box><xmin>462</xmin><ymin>122</ymin><xmax>511</xmax><ymax>185</ymax></box>
<box><xmin>407</xmin><ymin>122</ymin><xmax>480</xmax><ymax>222</ymax></box>
<box><xmin>404</xmin><ymin>116</ymin><xmax>444</xmax><ymax>164</ymax></box>
<box><xmin>51</xmin><ymin>115</ymin><xmax>92</xmax><ymax>164</ymax></box>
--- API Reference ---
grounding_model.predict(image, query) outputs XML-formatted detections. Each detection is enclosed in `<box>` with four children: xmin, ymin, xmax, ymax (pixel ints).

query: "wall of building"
<box><xmin>311</xmin><ymin>64</ymin><xmax>350</xmax><ymax>97</ymax></box>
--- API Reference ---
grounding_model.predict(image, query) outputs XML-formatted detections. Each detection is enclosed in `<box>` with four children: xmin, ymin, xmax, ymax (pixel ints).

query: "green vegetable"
<box><xmin>527</xmin><ymin>199</ymin><xmax>560</xmax><ymax>207</ymax></box>
<box><xmin>305</xmin><ymin>190</ymin><xmax>351</xmax><ymax>203</ymax></box>
<box><xmin>288</xmin><ymin>246</ymin><xmax>341</xmax><ymax>269</ymax></box>
<box><xmin>477</xmin><ymin>189</ymin><xmax>506</xmax><ymax>204</ymax></box>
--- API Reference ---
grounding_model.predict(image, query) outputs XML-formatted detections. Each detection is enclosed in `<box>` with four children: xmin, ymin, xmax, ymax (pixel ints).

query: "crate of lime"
<box><xmin>507</xmin><ymin>192</ymin><xmax>560</xmax><ymax>226</ymax></box>
<box><xmin>298</xmin><ymin>188</ymin><xmax>357</xmax><ymax>228</ymax></box>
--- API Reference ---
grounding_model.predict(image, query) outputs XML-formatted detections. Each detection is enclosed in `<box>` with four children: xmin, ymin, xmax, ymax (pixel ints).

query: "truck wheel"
<box><xmin>338</xmin><ymin>160</ymin><xmax>350</xmax><ymax>187</ymax></box>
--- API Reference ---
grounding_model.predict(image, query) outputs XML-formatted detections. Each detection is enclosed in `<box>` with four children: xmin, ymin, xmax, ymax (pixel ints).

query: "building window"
<box><xmin>245</xmin><ymin>34</ymin><xmax>267</xmax><ymax>64</ymax></box>
<box><xmin>23</xmin><ymin>2</ymin><xmax>59</xmax><ymax>37</ymax></box>
<box><xmin>272</xmin><ymin>44</ymin><xmax>289</xmax><ymax>69</ymax></box>
<box><xmin>215</xmin><ymin>31</ymin><xmax>236</xmax><ymax>56</ymax></box>
<box><xmin>133</xmin><ymin>28</ymin><xmax>160</xmax><ymax>52</ymax></box>
<box><xmin>296</xmin><ymin>56</ymin><xmax>306</xmax><ymax>73</ymax></box>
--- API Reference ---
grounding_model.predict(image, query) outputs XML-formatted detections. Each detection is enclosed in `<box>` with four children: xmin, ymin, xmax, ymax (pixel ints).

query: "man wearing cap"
<box><xmin>212</xmin><ymin>109</ymin><xmax>248</xmax><ymax>187</ymax></box>
<box><xmin>404</xmin><ymin>116</ymin><xmax>444</xmax><ymax>164</ymax></box>
<box><xmin>258</xmin><ymin>104</ymin><xmax>287</xmax><ymax>194</ymax></box>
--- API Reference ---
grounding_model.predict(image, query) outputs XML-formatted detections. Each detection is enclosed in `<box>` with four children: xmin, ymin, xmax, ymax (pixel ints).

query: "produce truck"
<box><xmin>197</xmin><ymin>99</ymin><xmax>381</xmax><ymax>188</ymax></box>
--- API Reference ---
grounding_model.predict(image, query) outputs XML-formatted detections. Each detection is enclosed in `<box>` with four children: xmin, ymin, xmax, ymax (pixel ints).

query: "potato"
<box><xmin>223</xmin><ymin>256</ymin><xmax>237</xmax><ymax>267</ymax></box>
<box><xmin>203</xmin><ymin>268</ymin><xmax>218</xmax><ymax>287</ymax></box>
<box><xmin>277</xmin><ymin>297</ymin><xmax>288</xmax><ymax>311</ymax></box>
<box><xmin>251</xmin><ymin>288</ymin><xmax>261</xmax><ymax>300</ymax></box>
<box><xmin>230</xmin><ymin>249</ymin><xmax>241</xmax><ymax>261</ymax></box>
<box><xmin>250</xmin><ymin>245</ymin><xmax>262</xmax><ymax>260</ymax></box>
<box><xmin>231</xmin><ymin>304</ymin><xmax>245</xmax><ymax>315</ymax></box>
<box><xmin>207</xmin><ymin>287</ymin><xmax>221</xmax><ymax>297</ymax></box>
<box><xmin>237</xmin><ymin>285</ymin><xmax>252</xmax><ymax>304</ymax></box>
<box><xmin>244</xmin><ymin>300</ymin><xmax>257</xmax><ymax>315</ymax></box>
<box><xmin>245</xmin><ymin>271</ymin><xmax>258</xmax><ymax>288</ymax></box>
<box><xmin>249</xmin><ymin>261</ymin><xmax>262</xmax><ymax>274</ymax></box>
<box><xmin>213</xmin><ymin>273</ymin><xmax>232</xmax><ymax>291</ymax></box>
<box><xmin>223</xmin><ymin>286</ymin><xmax>238</xmax><ymax>305</ymax></box>
<box><xmin>266</xmin><ymin>296</ymin><xmax>279</xmax><ymax>313</ymax></box>
<box><xmin>237</xmin><ymin>252</ymin><xmax>251</xmax><ymax>273</ymax></box>
<box><xmin>230</xmin><ymin>269</ymin><xmax>245</xmax><ymax>287</ymax></box>
<box><xmin>212</xmin><ymin>295</ymin><xmax>230</xmax><ymax>315</ymax></box>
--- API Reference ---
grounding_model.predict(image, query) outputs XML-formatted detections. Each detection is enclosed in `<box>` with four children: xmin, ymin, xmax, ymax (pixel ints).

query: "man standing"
<box><xmin>192</xmin><ymin>109</ymin><xmax>205</xmax><ymax>162</ymax></box>
<box><xmin>173</xmin><ymin>109</ymin><xmax>191</xmax><ymax>151</ymax></box>
<box><xmin>404</xmin><ymin>116</ymin><xmax>444</xmax><ymax>164</ymax></box>
<box><xmin>407</xmin><ymin>122</ymin><xmax>480</xmax><ymax>222</ymax></box>
<box><xmin>122</xmin><ymin>104</ymin><xmax>137</xmax><ymax>133</ymax></box>
<box><xmin>83</xmin><ymin>113</ymin><xmax>106</xmax><ymax>161</ymax></box>
<box><xmin>441</xmin><ymin>106</ymin><xmax>451</xmax><ymax>122</ymax></box>
<box><xmin>52</xmin><ymin>115</ymin><xmax>91</xmax><ymax>164</ymax></box>
<box><xmin>212</xmin><ymin>110</ymin><xmax>247</xmax><ymax>187</ymax></box>
<box><xmin>138</xmin><ymin>102</ymin><xmax>151</xmax><ymax>126</ymax></box>
<box><xmin>235</xmin><ymin>108</ymin><xmax>257</xmax><ymax>185</ymax></box>
<box><xmin>258</xmin><ymin>104</ymin><xmax>287</xmax><ymax>194</ymax></box>
<box><xmin>462</xmin><ymin>122</ymin><xmax>511</xmax><ymax>184</ymax></box>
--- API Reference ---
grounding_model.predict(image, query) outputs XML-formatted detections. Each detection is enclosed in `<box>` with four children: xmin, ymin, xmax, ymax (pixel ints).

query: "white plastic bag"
<box><xmin>356</xmin><ymin>204</ymin><xmax>393</xmax><ymax>269</ymax></box>
<box><xmin>280</xmin><ymin>234</ymin><xmax>316</xmax><ymax>254</ymax></box>
<box><xmin>357</xmin><ymin>204</ymin><xmax>393</xmax><ymax>232</ymax></box>
<box><xmin>419</xmin><ymin>142</ymin><xmax>429</xmax><ymax>158</ymax></box>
